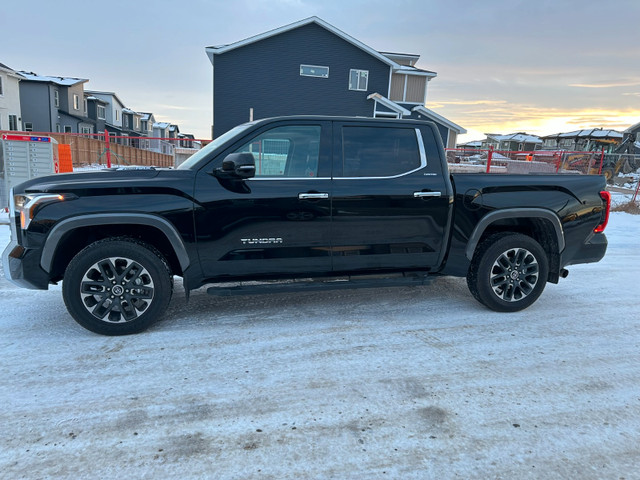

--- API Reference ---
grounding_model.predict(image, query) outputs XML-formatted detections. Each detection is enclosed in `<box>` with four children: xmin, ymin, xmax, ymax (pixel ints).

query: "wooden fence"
<box><xmin>49</xmin><ymin>134</ymin><xmax>174</xmax><ymax>167</ymax></box>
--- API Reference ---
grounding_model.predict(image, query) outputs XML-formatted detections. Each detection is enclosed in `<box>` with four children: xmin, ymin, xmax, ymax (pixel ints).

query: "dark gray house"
<box><xmin>18</xmin><ymin>72</ymin><xmax>94</xmax><ymax>134</ymax></box>
<box><xmin>205</xmin><ymin>16</ymin><xmax>465</xmax><ymax>147</ymax></box>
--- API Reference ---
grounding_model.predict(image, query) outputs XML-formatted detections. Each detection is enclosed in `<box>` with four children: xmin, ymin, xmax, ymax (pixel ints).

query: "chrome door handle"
<box><xmin>298</xmin><ymin>193</ymin><xmax>329</xmax><ymax>200</ymax></box>
<box><xmin>414</xmin><ymin>191</ymin><xmax>441</xmax><ymax>198</ymax></box>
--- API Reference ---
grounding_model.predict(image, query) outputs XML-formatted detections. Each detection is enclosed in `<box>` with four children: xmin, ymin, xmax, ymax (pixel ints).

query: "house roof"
<box><xmin>412</xmin><ymin>106</ymin><xmax>467</xmax><ymax>134</ymax></box>
<box><xmin>18</xmin><ymin>71</ymin><xmax>87</xmax><ymax>86</ymax></box>
<box><xmin>205</xmin><ymin>16</ymin><xmax>436</xmax><ymax>78</ymax></box>
<box><xmin>153</xmin><ymin>122</ymin><xmax>171</xmax><ymax>129</ymax></box>
<box><xmin>367</xmin><ymin>93</ymin><xmax>411</xmax><ymax>116</ymax></box>
<box><xmin>85</xmin><ymin>95</ymin><xmax>108</xmax><ymax>104</ymax></box>
<box><xmin>85</xmin><ymin>90</ymin><xmax>127</xmax><ymax>109</ymax></box>
<box><xmin>0</xmin><ymin>62</ymin><xmax>25</xmax><ymax>79</ymax></box>
<box><xmin>623</xmin><ymin>121</ymin><xmax>640</xmax><ymax>133</ymax></box>
<box><xmin>486</xmin><ymin>132</ymin><xmax>542</xmax><ymax>143</ymax></box>
<box><xmin>546</xmin><ymin>129</ymin><xmax>624</xmax><ymax>139</ymax></box>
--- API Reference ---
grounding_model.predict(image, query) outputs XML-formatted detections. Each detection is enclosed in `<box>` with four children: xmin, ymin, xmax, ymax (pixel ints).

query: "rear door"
<box><xmin>330</xmin><ymin>121</ymin><xmax>452</xmax><ymax>273</ymax></box>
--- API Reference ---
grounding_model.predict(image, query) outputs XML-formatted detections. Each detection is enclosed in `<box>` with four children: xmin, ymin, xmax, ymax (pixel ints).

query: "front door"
<box><xmin>194</xmin><ymin>120</ymin><xmax>333</xmax><ymax>280</ymax></box>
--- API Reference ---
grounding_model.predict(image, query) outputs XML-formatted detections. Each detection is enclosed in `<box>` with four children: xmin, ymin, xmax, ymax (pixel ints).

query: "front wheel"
<box><xmin>467</xmin><ymin>233</ymin><xmax>549</xmax><ymax>312</ymax></box>
<box><xmin>63</xmin><ymin>238</ymin><xmax>173</xmax><ymax>335</ymax></box>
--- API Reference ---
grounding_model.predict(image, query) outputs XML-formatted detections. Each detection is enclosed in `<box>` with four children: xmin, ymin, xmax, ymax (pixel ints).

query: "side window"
<box><xmin>234</xmin><ymin>125</ymin><xmax>322</xmax><ymax>178</ymax></box>
<box><xmin>341</xmin><ymin>126</ymin><xmax>422</xmax><ymax>177</ymax></box>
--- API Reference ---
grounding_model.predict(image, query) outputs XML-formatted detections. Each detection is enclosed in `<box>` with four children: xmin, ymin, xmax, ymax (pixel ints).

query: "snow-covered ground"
<box><xmin>1</xmin><ymin>213</ymin><xmax>639</xmax><ymax>479</ymax></box>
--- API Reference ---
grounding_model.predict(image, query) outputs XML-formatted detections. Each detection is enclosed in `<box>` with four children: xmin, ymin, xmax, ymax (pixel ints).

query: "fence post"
<box><xmin>105</xmin><ymin>131</ymin><xmax>112</xmax><ymax>168</ymax></box>
<box><xmin>486</xmin><ymin>145</ymin><xmax>494</xmax><ymax>173</ymax></box>
<box><xmin>598</xmin><ymin>147</ymin><xmax>605</xmax><ymax>174</ymax></box>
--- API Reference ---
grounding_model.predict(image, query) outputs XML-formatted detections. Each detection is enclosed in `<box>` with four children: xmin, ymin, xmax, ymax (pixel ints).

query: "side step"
<box><xmin>206</xmin><ymin>272</ymin><xmax>433</xmax><ymax>296</ymax></box>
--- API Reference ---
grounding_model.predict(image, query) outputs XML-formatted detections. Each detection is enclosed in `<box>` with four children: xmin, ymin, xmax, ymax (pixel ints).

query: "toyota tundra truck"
<box><xmin>2</xmin><ymin>116</ymin><xmax>610</xmax><ymax>335</ymax></box>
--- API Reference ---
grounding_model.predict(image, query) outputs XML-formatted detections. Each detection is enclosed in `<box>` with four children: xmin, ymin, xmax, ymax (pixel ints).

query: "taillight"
<box><xmin>594</xmin><ymin>190</ymin><xmax>611</xmax><ymax>233</ymax></box>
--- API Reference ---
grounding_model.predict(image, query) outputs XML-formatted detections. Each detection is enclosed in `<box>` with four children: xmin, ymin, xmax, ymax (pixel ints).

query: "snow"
<box><xmin>1</xmin><ymin>213</ymin><xmax>639</xmax><ymax>478</ymax></box>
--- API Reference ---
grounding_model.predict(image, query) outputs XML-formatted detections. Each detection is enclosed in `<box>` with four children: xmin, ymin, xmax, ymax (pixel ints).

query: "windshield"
<box><xmin>177</xmin><ymin>123</ymin><xmax>254</xmax><ymax>170</ymax></box>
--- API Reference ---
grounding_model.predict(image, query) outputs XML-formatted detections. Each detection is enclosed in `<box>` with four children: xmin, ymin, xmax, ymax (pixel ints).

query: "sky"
<box><xmin>1</xmin><ymin>0</ymin><xmax>638</xmax><ymax>142</ymax></box>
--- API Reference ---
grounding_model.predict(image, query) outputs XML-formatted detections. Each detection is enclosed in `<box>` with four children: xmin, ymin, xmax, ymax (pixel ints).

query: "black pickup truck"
<box><xmin>3</xmin><ymin>116</ymin><xmax>610</xmax><ymax>335</ymax></box>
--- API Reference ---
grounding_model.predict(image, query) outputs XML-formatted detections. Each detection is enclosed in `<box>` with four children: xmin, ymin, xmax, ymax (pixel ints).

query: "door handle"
<box><xmin>414</xmin><ymin>191</ymin><xmax>441</xmax><ymax>198</ymax></box>
<box><xmin>298</xmin><ymin>193</ymin><xmax>329</xmax><ymax>200</ymax></box>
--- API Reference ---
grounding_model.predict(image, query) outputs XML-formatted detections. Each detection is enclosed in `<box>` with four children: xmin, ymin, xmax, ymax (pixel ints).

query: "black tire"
<box><xmin>467</xmin><ymin>233</ymin><xmax>549</xmax><ymax>312</ymax></box>
<box><xmin>62</xmin><ymin>238</ymin><xmax>173</xmax><ymax>335</ymax></box>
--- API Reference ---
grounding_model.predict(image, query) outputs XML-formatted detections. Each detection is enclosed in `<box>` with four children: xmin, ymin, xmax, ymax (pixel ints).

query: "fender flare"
<box><xmin>465</xmin><ymin>208</ymin><xmax>565</xmax><ymax>260</ymax></box>
<box><xmin>40</xmin><ymin>213</ymin><xmax>190</xmax><ymax>273</ymax></box>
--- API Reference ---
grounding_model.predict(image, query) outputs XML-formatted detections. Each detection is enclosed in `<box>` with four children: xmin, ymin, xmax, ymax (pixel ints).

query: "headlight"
<box><xmin>14</xmin><ymin>193</ymin><xmax>69</xmax><ymax>230</ymax></box>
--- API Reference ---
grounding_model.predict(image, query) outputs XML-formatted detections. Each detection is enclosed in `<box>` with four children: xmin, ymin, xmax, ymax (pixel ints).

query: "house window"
<box><xmin>64</xmin><ymin>126</ymin><xmax>72</xmax><ymax>133</ymax></box>
<box><xmin>81</xmin><ymin>126</ymin><xmax>91</xmax><ymax>135</ymax></box>
<box><xmin>0</xmin><ymin>76</ymin><xmax>3</xmax><ymax>95</ymax></box>
<box><xmin>115</xmin><ymin>110</ymin><xmax>120</xmax><ymax>121</ymax></box>
<box><xmin>124</xmin><ymin>116</ymin><xmax>129</xmax><ymax>128</ymax></box>
<box><xmin>84</xmin><ymin>99</ymin><xmax>88</xmax><ymax>113</ymax></box>
<box><xmin>349</xmin><ymin>69</ymin><xmax>369</xmax><ymax>91</ymax></box>
<box><xmin>97</xmin><ymin>105</ymin><xmax>106</xmax><ymax>120</ymax></box>
<box><xmin>135</xmin><ymin>117</ymin><xmax>139</xmax><ymax>129</ymax></box>
<box><xmin>300</xmin><ymin>65</ymin><xmax>329</xmax><ymax>78</ymax></box>
<box><xmin>24</xmin><ymin>122</ymin><xmax>33</xmax><ymax>132</ymax></box>
<box><xmin>56</xmin><ymin>124</ymin><xmax>61</xmax><ymax>133</ymax></box>
<box><xmin>8</xmin><ymin>115</ymin><xmax>18</xmax><ymax>131</ymax></box>
<box><xmin>54</xmin><ymin>90</ymin><xmax>59</xmax><ymax>107</ymax></box>
<box><xmin>73</xmin><ymin>94</ymin><xmax>80</xmax><ymax>110</ymax></box>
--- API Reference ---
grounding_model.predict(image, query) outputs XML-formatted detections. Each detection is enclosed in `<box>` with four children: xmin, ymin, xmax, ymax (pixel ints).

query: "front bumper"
<box><xmin>2</xmin><ymin>239</ymin><xmax>50</xmax><ymax>290</ymax></box>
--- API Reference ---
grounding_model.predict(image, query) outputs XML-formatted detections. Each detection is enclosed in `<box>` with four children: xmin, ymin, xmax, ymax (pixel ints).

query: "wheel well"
<box><xmin>49</xmin><ymin>224</ymin><xmax>183</xmax><ymax>282</ymax></box>
<box><xmin>475</xmin><ymin>217</ymin><xmax>561</xmax><ymax>283</ymax></box>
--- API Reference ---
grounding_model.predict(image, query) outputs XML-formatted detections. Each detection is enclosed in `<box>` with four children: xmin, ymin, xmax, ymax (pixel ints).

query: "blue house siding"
<box><xmin>213</xmin><ymin>23</ymin><xmax>390</xmax><ymax>137</ymax></box>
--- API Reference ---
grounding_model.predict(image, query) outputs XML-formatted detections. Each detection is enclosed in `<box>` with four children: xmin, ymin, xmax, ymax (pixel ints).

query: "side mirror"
<box><xmin>216</xmin><ymin>152</ymin><xmax>256</xmax><ymax>179</ymax></box>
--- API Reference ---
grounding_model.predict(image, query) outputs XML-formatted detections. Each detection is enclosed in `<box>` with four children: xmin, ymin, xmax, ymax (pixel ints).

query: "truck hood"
<box><xmin>16</xmin><ymin>168</ymin><xmax>181</xmax><ymax>194</ymax></box>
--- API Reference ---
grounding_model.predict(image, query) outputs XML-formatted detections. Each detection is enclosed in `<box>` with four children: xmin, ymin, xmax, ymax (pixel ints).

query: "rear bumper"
<box><xmin>2</xmin><ymin>240</ymin><xmax>50</xmax><ymax>290</ymax></box>
<box><xmin>564</xmin><ymin>232</ymin><xmax>608</xmax><ymax>267</ymax></box>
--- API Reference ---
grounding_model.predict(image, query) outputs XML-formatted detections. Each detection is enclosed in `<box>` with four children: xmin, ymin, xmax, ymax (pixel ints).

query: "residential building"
<box><xmin>205</xmin><ymin>16</ymin><xmax>465</xmax><ymax>147</ymax></box>
<box><xmin>0</xmin><ymin>62</ymin><xmax>24</xmax><ymax>131</ymax></box>
<box><xmin>18</xmin><ymin>72</ymin><xmax>93</xmax><ymax>134</ymax></box>
<box><xmin>84</xmin><ymin>90</ymin><xmax>126</xmax><ymax>142</ymax></box>
<box><xmin>541</xmin><ymin>129</ymin><xmax>623</xmax><ymax>152</ymax></box>
<box><xmin>85</xmin><ymin>94</ymin><xmax>108</xmax><ymax>135</ymax></box>
<box><xmin>482</xmin><ymin>133</ymin><xmax>542</xmax><ymax>151</ymax></box>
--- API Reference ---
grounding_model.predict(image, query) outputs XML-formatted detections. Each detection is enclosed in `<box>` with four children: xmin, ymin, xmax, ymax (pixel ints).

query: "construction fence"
<box><xmin>446</xmin><ymin>147</ymin><xmax>640</xmax><ymax>181</ymax></box>
<box><xmin>1</xmin><ymin>130</ymin><xmax>206</xmax><ymax>168</ymax></box>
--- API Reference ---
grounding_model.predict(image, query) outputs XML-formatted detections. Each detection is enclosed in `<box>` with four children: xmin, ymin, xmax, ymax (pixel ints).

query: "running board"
<box><xmin>206</xmin><ymin>272</ymin><xmax>433</xmax><ymax>296</ymax></box>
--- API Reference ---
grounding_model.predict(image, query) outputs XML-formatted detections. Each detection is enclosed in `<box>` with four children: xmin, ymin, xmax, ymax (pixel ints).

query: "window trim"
<box><xmin>73</xmin><ymin>94</ymin><xmax>80</xmax><ymax>110</ymax></box>
<box><xmin>0</xmin><ymin>76</ymin><xmax>4</xmax><ymax>96</ymax></box>
<box><xmin>8</xmin><ymin>114</ymin><xmax>18</xmax><ymax>131</ymax></box>
<box><xmin>300</xmin><ymin>64</ymin><xmax>329</xmax><ymax>78</ymax></box>
<box><xmin>24</xmin><ymin>122</ymin><xmax>34</xmax><ymax>132</ymax></box>
<box><xmin>336</xmin><ymin>127</ymin><xmax>427</xmax><ymax>180</ymax></box>
<box><xmin>97</xmin><ymin>105</ymin><xmax>106</xmax><ymax>120</ymax></box>
<box><xmin>54</xmin><ymin>90</ymin><xmax>59</xmax><ymax>107</ymax></box>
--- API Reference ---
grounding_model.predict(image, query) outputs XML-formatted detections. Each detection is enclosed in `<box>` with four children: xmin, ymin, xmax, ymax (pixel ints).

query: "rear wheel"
<box><xmin>467</xmin><ymin>233</ymin><xmax>548</xmax><ymax>312</ymax></box>
<box><xmin>63</xmin><ymin>238</ymin><xmax>173</xmax><ymax>335</ymax></box>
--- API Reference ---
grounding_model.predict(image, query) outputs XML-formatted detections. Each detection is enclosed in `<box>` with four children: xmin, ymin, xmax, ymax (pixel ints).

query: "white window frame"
<box><xmin>73</xmin><ymin>94</ymin><xmax>80</xmax><ymax>110</ymax></box>
<box><xmin>64</xmin><ymin>125</ymin><xmax>72</xmax><ymax>133</ymax></box>
<box><xmin>54</xmin><ymin>90</ymin><xmax>59</xmax><ymax>107</ymax></box>
<box><xmin>8</xmin><ymin>114</ymin><xmax>18</xmax><ymax>131</ymax></box>
<box><xmin>0</xmin><ymin>76</ymin><xmax>4</xmax><ymax>96</ymax></box>
<box><xmin>56</xmin><ymin>123</ymin><xmax>61</xmax><ymax>133</ymax></box>
<box><xmin>300</xmin><ymin>64</ymin><xmax>329</xmax><ymax>78</ymax></box>
<box><xmin>84</xmin><ymin>98</ymin><xmax>88</xmax><ymax>113</ymax></box>
<box><xmin>24</xmin><ymin>122</ymin><xmax>33</xmax><ymax>132</ymax></box>
<box><xmin>349</xmin><ymin>69</ymin><xmax>369</xmax><ymax>91</ymax></box>
<box><xmin>97</xmin><ymin>105</ymin><xmax>106</xmax><ymax>120</ymax></box>
<box><xmin>115</xmin><ymin>110</ymin><xmax>120</xmax><ymax>121</ymax></box>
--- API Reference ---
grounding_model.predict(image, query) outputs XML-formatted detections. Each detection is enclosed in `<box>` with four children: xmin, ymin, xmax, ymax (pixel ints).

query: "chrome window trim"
<box><xmin>248</xmin><ymin>177</ymin><xmax>332</xmax><ymax>181</ymax></box>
